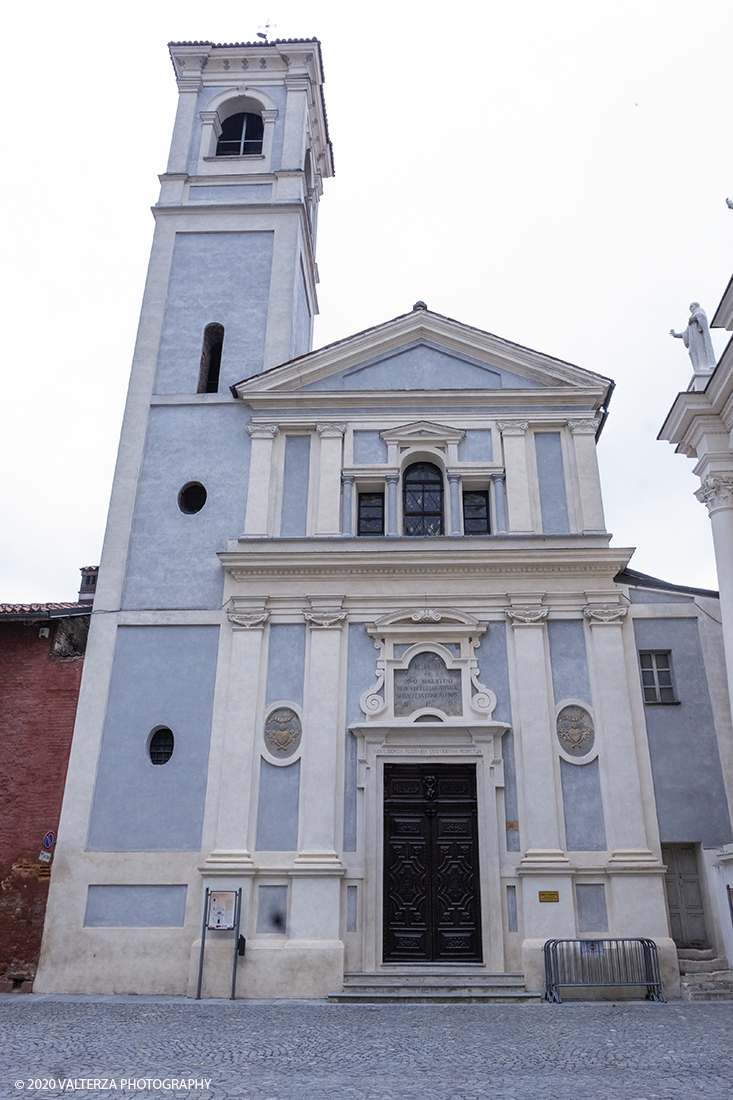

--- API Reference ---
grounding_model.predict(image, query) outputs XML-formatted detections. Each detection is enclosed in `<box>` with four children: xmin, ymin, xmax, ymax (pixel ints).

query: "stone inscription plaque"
<box><xmin>394</xmin><ymin>652</ymin><xmax>462</xmax><ymax>717</ymax></box>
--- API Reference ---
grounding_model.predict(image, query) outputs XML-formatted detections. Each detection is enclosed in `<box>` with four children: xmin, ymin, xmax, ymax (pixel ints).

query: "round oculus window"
<box><xmin>149</xmin><ymin>727</ymin><xmax>174</xmax><ymax>765</ymax></box>
<box><xmin>178</xmin><ymin>482</ymin><xmax>207</xmax><ymax>514</ymax></box>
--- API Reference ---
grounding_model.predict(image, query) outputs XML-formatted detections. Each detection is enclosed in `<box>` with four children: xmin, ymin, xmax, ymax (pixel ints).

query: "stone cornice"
<box><xmin>220</xmin><ymin>540</ymin><xmax>633</xmax><ymax>581</ymax></box>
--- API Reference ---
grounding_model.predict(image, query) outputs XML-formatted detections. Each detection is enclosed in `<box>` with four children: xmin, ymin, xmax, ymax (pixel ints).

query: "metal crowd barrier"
<box><xmin>544</xmin><ymin>938</ymin><xmax>665</xmax><ymax>1003</ymax></box>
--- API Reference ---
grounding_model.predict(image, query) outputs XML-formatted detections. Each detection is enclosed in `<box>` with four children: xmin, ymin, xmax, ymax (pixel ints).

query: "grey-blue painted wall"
<box><xmin>154</xmin><ymin>232</ymin><xmax>274</xmax><ymax>392</ymax></box>
<box><xmin>535</xmin><ymin>433</ymin><xmax>570</xmax><ymax>534</ymax></box>
<box><xmin>84</xmin><ymin>885</ymin><xmax>188</xmax><ymax>927</ymax></box>
<box><xmin>265</xmin><ymin>624</ymin><xmax>306</xmax><ymax>706</ymax></box>
<box><xmin>344</xmin><ymin>623</ymin><xmax>378</xmax><ymax>851</ymax></box>
<box><xmin>188</xmin><ymin>184</ymin><xmax>273</xmax><ymax>204</ymax></box>
<box><xmin>548</xmin><ymin>619</ymin><xmax>592</xmax><ymax>705</ymax></box>
<box><xmin>87</xmin><ymin>626</ymin><xmax>219</xmax><ymax>851</ymax></box>
<box><xmin>353</xmin><ymin>432</ymin><xmax>388</xmax><ymax>464</ymax></box>
<box><xmin>576</xmin><ymin>884</ymin><xmax>608</xmax><ymax>932</ymax></box>
<box><xmin>475</xmin><ymin>622</ymin><xmax>520</xmax><ymax>851</ymax></box>
<box><xmin>458</xmin><ymin>430</ymin><xmax>493</xmax><ymax>462</ymax></box>
<box><xmin>123</xmin><ymin>404</ymin><xmax>250</xmax><ymax>611</ymax></box>
<box><xmin>301</xmin><ymin>341</ymin><xmax>540</xmax><ymax>391</ymax></box>
<box><xmin>633</xmin><ymin>616</ymin><xmax>732</xmax><ymax>846</ymax></box>
<box><xmin>255</xmin><ymin>760</ymin><xmax>300</xmax><ymax>850</ymax></box>
<box><xmin>293</xmin><ymin>264</ymin><xmax>312</xmax><ymax>359</ymax></box>
<box><xmin>560</xmin><ymin>758</ymin><xmax>607</xmax><ymax>851</ymax></box>
<box><xmin>280</xmin><ymin>436</ymin><xmax>311</xmax><ymax>536</ymax></box>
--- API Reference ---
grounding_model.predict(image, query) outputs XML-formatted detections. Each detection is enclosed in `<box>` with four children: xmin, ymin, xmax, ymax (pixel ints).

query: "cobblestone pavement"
<box><xmin>1</xmin><ymin>996</ymin><xmax>733</xmax><ymax>1100</ymax></box>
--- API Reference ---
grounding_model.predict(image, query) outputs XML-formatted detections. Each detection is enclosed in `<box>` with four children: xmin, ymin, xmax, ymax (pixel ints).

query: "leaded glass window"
<box><xmin>403</xmin><ymin>462</ymin><xmax>443</xmax><ymax>536</ymax></box>
<box><xmin>462</xmin><ymin>490</ymin><xmax>490</xmax><ymax>535</ymax></box>
<box><xmin>358</xmin><ymin>492</ymin><xmax>384</xmax><ymax>535</ymax></box>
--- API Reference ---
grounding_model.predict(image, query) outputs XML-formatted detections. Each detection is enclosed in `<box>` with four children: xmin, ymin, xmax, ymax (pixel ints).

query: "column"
<box><xmin>491</xmin><ymin>473</ymin><xmax>507</xmax><ymax>534</ymax></box>
<box><xmin>386</xmin><ymin>475</ymin><xmax>399</xmax><ymax>537</ymax></box>
<box><xmin>569</xmin><ymin>419</ymin><xmax>606</xmax><ymax>533</ymax></box>
<box><xmin>315</xmin><ymin>424</ymin><xmax>346</xmax><ymax>535</ymax></box>
<box><xmin>296</xmin><ymin>602</ymin><xmax>347</xmax><ymax>865</ymax></box>
<box><xmin>695</xmin><ymin>473</ymin><xmax>733</xmax><ymax>712</ymax></box>
<box><xmin>497</xmin><ymin>421</ymin><xmax>533</xmax><ymax>533</ymax></box>
<box><xmin>205</xmin><ymin>605</ymin><xmax>270</xmax><ymax>866</ymax></box>
<box><xmin>506</xmin><ymin>604</ymin><xmax>566</xmax><ymax>862</ymax></box>
<box><xmin>342</xmin><ymin>476</ymin><xmax>354</xmax><ymax>536</ymax></box>
<box><xmin>243</xmin><ymin>424</ymin><xmax>278</xmax><ymax>536</ymax></box>
<box><xmin>583</xmin><ymin>603</ymin><xmax>653</xmax><ymax>860</ymax></box>
<box><xmin>448</xmin><ymin>474</ymin><xmax>462</xmax><ymax>536</ymax></box>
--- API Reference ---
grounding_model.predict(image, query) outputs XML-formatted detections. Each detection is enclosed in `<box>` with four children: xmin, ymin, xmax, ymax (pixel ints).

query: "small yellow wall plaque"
<box><xmin>539</xmin><ymin>890</ymin><xmax>560</xmax><ymax>903</ymax></box>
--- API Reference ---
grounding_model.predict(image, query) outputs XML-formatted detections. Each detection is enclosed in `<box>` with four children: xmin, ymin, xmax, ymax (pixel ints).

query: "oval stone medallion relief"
<box><xmin>264</xmin><ymin>707</ymin><xmax>302</xmax><ymax>759</ymax></box>
<box><xmin>556</xmin><ymin>705</ymin><xmax>594</xmax><ymax>757</ymax></box>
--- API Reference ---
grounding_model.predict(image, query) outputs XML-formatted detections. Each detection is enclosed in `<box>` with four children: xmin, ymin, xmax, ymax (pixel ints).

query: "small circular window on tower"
<box><xmin>149</xmin><ymin>727</ymin><xmax>174</xmax><ymax>765</ymax></box>
<box><xmin>178</xmin><ymin>482</ymin><xmax>207</xmax><ymax>514</ymax></box>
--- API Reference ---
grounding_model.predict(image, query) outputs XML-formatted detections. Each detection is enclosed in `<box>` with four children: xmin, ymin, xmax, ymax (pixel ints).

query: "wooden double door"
<box><xmin>662</xmin><ymin>843</ymin><xmax>709</xmax><ymax>948</ymax></box>
<box><xmin>383</xmin><ymin>763</ymin><xmax>483</xmax><ymax>963</ymax></box>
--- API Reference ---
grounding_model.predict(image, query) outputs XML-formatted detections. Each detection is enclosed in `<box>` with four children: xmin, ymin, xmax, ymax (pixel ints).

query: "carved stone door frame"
<box><xmin>350</xmin><ymin>721</ymin><xmax>508</xmax><ymax>972</ymax></box>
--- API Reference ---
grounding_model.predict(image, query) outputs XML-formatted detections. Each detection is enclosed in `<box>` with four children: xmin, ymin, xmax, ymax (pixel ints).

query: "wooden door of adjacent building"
<box><xmin>383</xmin><ymin>763</ymin><xmax>483</xmax><ymax>963</ymax></box>
<box><xmin>662</xmin><ymin>843</ymin><xmax>709</xmax><ymax>948</ymax></box>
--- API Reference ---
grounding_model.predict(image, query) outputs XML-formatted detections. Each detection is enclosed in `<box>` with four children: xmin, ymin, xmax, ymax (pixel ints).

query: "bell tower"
<box><xmin>156</xmin><ymin>39</ymin><xmax>333</xmax><ymax>390</ymax></box>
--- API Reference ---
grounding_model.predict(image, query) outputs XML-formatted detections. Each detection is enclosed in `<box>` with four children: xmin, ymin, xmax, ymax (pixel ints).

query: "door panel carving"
<box><xmin>384</xmin><ymin>764</ymin><xmax>482</xmax><ymax>963</ymax></box>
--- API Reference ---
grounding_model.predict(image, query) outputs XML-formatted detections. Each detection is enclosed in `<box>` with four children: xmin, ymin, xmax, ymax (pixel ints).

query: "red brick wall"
<box><xmin>0</xmin><ymin>620</ymin><xmax>84</xmax><ymax>988</ymax></box>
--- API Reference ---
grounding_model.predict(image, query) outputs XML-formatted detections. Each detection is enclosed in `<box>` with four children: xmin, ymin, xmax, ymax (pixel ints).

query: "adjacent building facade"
<box><xmin>34</xmin><ymin>39</ymin><xmax>733</xmax><ymax>999</ymax></box>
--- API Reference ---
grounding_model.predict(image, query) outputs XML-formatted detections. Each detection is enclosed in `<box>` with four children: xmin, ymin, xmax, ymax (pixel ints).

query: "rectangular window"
<box><xmin>462</xmin><ymin>490</ymin><xmax>490</xmax><ymax>535</ymax></box>
<box><xmin>358</xmin><ymin>492</ymin><xmax>384</xmax><ymax>535</ymax></box>
<box><xmin>639</xmin><ymin>650</ymin><xmax>677</xmax><ymax>704</ymax></box>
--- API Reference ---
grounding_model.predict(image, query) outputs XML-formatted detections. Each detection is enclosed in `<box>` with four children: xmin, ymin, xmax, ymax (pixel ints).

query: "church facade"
<box><xmin>35</xmin><ymin>38</ymin><xmax>733</xmax><ymax>1000</ymax></box>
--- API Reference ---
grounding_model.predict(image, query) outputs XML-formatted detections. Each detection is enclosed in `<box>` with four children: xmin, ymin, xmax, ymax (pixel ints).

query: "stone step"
<box><xmin>329</xmin><ymin>971</ymin><xmax>540</xmax><ymax>1003</ymax></box>
<box><xmin>327</xmin><ymin>988</ymin><xmax>541</xmax><ymax>1004</ymax></box>
<box><xmin>677</xmin><ymin>947</ymin><xmax>716</xmax><ymax>960</ymax></box>
<box><xmin>681</xmin><ymin>970</ymin><xmax>733</xmax><ymax>1001</ymax></box>
<box><xmin>678</xmin><ymin>956</ymin><xmax>728</xmax><ymax>974</ymax></box>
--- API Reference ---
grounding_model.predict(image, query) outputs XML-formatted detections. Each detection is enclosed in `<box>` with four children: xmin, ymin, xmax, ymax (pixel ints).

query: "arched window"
<box><xmin>216</xmin><ymin>112</ymin><xmax>264</xmax><ymax>156</ymax></box>
<box><xmin>403</xmin><ymin>462</ymin><xmax>444</xmax><ymax>536</ymax></box>
<box><xmin>198</xmin><ymin>323</ymin><xmax>225</xmax><ymax>393</ymax></box>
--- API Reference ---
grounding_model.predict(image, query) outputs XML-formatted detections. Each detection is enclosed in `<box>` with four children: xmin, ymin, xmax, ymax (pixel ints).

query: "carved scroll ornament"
<box><xmin>695</xmin><ymin>474</ymin><xmax>733</xmax><ymax>514</ymax></box>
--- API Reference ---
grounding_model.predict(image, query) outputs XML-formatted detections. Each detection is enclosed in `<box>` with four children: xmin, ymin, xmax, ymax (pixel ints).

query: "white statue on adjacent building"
<box><xmin>669</xmin><ymin>302</ymin><xmax>717</xmax><ymax>373</ymax></box>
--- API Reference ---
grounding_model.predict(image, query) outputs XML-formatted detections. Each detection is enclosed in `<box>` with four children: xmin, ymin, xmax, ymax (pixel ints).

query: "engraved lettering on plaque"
<box><xmin>393</xmin><ymin>652</ymin><xmax>462</xmax><ymax>717</ymax></box>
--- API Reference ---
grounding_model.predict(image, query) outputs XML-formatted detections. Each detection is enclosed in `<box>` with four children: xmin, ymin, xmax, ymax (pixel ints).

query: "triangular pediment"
<box><xmin>233</xmin><ymin>308</ymin><xmax>612</xmax><ymax>402</ymax></box>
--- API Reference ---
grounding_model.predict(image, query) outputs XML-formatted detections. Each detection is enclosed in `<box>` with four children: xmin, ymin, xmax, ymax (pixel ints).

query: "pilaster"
<box><xmin>583</xmin><ymin>601</ymin><xmax>654</xmax><ymax>863</ymax></box>
<box><xmin>497</xmin><ymin>422</ymin><xmax>533</xmax><ymax>533</ymax></box>
<box><xmin>695</xmin><ymin>471</ymin><xmax>733</xmax><ymax>712</ymax></box>
<box><xmin>315</xmin><ymin>424</ymin><xmax>346</xmax><ymax>535</ymax></box>
<box><xmin>568</xmin><ymin>418</ymin><xmax>606</xmax><ymax>533</ymax></box>
<box><xmin>243</xmin><ymin>424</ymin><xmax>278</xmax><ymax>536</ymax></box>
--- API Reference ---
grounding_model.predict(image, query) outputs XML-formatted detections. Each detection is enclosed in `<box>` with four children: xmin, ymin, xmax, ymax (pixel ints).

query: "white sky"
<box><xmin>1</xmin><ymin>0</ymin><xmax>731</xmax><ymax>603</ymax></box>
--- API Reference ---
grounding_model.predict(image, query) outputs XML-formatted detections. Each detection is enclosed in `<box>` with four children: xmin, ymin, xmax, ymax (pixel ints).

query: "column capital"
<box><xmin>385</xmin><ymin>474</ymin><xmax>400</xmax><ymax>485</ymax></box>
<box><xmin>304</xmin><ymin>610</ymin><xmax>348</xmax><ymax>629</ymax></box>
<box><xmin>496</xmin><ymin>420</ymin><xmax>528</xmax><ymax>436</ymax></box>
<box><xmin>695</xmin><ymin>474</ymin><xmax>733</xmax><ymax>515</ymax></box>
<box><xmin>316</xmin><ymin>423</ymin><xmax>347</xmax><ymax>439</ymax></box>
<box><xmin>505</xmin><ymin>606</ymin><xmax>548</xmax><ymax>628</ymax></box>
<box><xmin>583</xmin><ymin>604</ymin><xmax>627</xmax><ymax>626</ymax></box>
<box><xmin>490</xmin><ymin>471</ymin><xmax>506</xmax><ymax>483</ymax></box>
<box><xmin>341</xmin><ymin>474</ymin><xmax>355</xmax><ymax>485</ymax></box>
<box><xmin>568</xmin><ymin>418</ymin><xmax>600</xmax><ymax>435</ymax></box>
<box><xmin>227</xmin><ymin>609</ymin><xmax>270</xmax><ymax>630</ymax></box>
<box><xmin>447</xmin><ymin>472</ymin><xmax>461</xmax><ymax>484</ymax></box>
<box><xmin>246</xmin><ymin>423</ymin><xmax>279</xmax><ymax>439</ymax></box>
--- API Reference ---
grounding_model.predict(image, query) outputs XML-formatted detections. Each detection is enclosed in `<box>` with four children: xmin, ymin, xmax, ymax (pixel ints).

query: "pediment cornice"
<box><xmin>232</xmin><ymin>310</ymin><xmax>612</xmax><ymax>399</ymax></box>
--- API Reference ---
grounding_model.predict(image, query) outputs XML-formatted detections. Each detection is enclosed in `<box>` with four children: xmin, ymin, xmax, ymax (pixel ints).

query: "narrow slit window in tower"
<box><xmin>198</xmin><ymin>324</ymin><xmax>225</xmax><ymax>393</ymax></box>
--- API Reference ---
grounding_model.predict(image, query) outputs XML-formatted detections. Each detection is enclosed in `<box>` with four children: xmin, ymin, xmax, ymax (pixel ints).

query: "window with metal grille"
<box><xmin>462</xmin><ymin>490</ymin><xmax>490</xmax><ymax>535</ymax></box>
<box><xmin>149</xmin><ymin>727</ymin><xmax>174</xmax><ymax>765</ymax></box>
<box><xmin>216</xmin><ymin>112</ymin><xmax>264</xmax><ymax>156</ymax></box>
<box><xmin>403</xmin><ymin>462</ymin><xmax>443</xmax><ymax>536</ymax></box>
<box><xmin>358</xmin><ymin>492</ymin><xmax>384</xmax><ymax>535</ymax></box>
<box><xmin>198</xmin><ymin>323</ymin><xmax>225</xmax><ymax>393</ymax></box>
<box><xmin>639</xmin><ymin>651</ymin><xmax>678</xmax><ymax>704</ymax></box>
